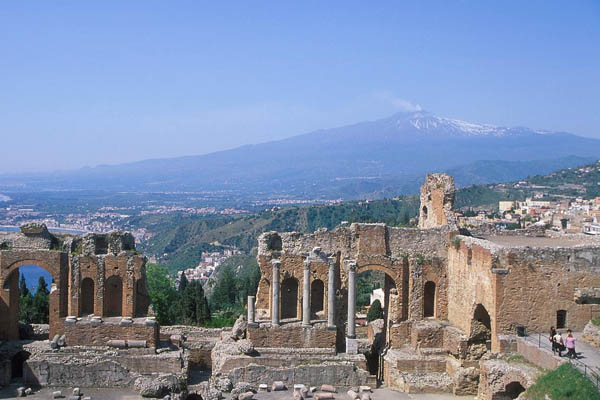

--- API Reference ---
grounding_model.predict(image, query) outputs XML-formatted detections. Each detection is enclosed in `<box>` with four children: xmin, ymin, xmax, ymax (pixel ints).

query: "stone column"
<box><xmin>327</xmin><ymin>257</ymin><xmax>336</xmax><ymax>328</ymax></box>
<box><xmin>272</xmin><ymin>260</ymin><xmax>281</xmax><ymax>326</ymax></box>
<box><xmin>302</xmin><ymin>260</ymin><xmax>311</xmax><ymax>326</ymax></box>
<box><xmin>247</xmin><ymin>296</ymin><xmax>256</xmax><ymax>325</ymax></box>
<box><xmin>347</xmin><ymin>261</ymin><xmax>357</xmax><ymax>339</ymax></box>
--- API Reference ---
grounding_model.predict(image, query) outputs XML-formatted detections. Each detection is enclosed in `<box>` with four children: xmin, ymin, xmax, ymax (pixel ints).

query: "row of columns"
<box><xmin>269</xmin><ymin>258</ymin><xmax>337</xmax><ymax>327</ymax></box>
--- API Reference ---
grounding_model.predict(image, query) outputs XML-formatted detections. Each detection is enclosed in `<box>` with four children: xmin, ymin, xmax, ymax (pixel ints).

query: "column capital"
<box><xmin>303</xmin><ymin>259</ymin><xmax>311</xmax><ymax>270</ymax></box>
<box><xmin>345</xmin><ymin>260</ymin><xmax>357</xmax><ymax>272</ymax></box>
<box><xmin>272</xmin><ymin>259</ymin><xmax>281</xmax><ymax>269</ymax></box>
<box><xmin>327</xmin><ymin>257</ymin><xmax>336</xmax><ymax>269</ymax></box>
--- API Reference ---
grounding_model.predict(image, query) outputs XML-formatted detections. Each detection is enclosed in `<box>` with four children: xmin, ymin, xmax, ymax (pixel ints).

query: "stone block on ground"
<box><xmin>358</xmin><ymin>386</ymin><xmax>371</xmax><ymax>393</ymax></box>
<box><xmin>320</xmin><ymin>385</ymin><xmax>337</xmax><ymax>393</ymax></box>
<box><xmin>315</xmin><ymin>393</ymin><xmax>335</xmax><ymax>400</ymax></box>
<box><xmin>258</xmin><ymin>384</ymin><xmax>268</xmax><ymax>392</ymax></box>
<box><xmin>347</xmin><ymin>390</ymin><xmax>359</xmax><ymax>399</ymax></box>
<box><xmin>231</xmin><ymin>382</ymin><xmax>255</xmax><ymax>400</ymax></box>
<box><xmin>239</xmin><ymin>392</ymin><xmax>254</xmax><ymax>400</ymax></box>
<box><xmin>52</xmin><ymin>391</ymin><xmax>63</xmax><ymax>399</ymax></box>
<box><xmin>360</xmin><ymin>394</ymin><xmax>370</xmax><ymax>400</ymax></box>
<box><xmin>272</xmin><ymin>381</ymin><xmax>286</xmax><ymax>391</ymax></box>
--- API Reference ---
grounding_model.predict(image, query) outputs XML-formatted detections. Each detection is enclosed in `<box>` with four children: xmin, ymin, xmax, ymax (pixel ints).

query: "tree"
<box><xmin>367</xmin><ymin>299</ymin><xmax>384</xmax><ymax>322</ymax></box>
<box><xmin>181</xmin><ymin>280</ymin><xmax>211</xmax><ymax>325</ymax></box>
<box><xmin>210</xmin><ymin>265</ymin><xmax>237</xmax><ymax>310</ymax></box>
<box><xmin>32</xmin><ymin>276</ymin><xmax>49</xmax><ymax>323</ymax></box>
<box><xmin>178</xmin><ymin>273</ymin><xmax>188</xmax><ymax>293</ymax></box>
<box><xmin>19</xmin><ymin>274</ymin><xmax>34</xmax><ymax>324</ymax></box>
<box><xmin>146</xmin><ymin>263</ymin><xmax>181</xmax><ymax>325</ymax></box>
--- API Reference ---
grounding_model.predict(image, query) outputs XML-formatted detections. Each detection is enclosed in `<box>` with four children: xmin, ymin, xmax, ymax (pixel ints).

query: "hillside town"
<box><xmin>459</xmin><ymin>195</ymin><xmax>600</xmax><ymax>235</ymax></box>
<box><xmin>174</xmin><ymin>249</ymin><xmax>243</xmax><ymax>287</ymax></box>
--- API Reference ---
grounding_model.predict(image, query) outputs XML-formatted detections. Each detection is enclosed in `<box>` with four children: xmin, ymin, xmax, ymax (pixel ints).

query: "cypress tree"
<box><xmin>32</xmin><ymin>276</ymin><xmax>49</xmax><ymax>323</ymax></box>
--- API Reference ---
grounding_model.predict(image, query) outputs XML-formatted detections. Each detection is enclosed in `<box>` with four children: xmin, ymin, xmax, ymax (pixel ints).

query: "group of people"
<box><xmin>549</xmin><ymin>327</ymin><xmax>578</xmax><ymax>359</ymax></box>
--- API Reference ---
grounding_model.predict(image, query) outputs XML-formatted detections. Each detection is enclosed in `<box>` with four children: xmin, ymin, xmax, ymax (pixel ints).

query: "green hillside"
<box><xmin>133</xmin><ymin>197</ymin><xmax>419</xmax><ymax>271</ymax></box>
<box><xmin>136</xmin><ymin>160</ymin><xmax>600</xmax><ymax>271</ymax></box>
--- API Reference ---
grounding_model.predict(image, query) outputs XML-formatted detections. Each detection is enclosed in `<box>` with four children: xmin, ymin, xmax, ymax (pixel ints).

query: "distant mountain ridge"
<box><xmin>2</xmin><ymin>110</ymin><xmax>599</xmax><ymax>199</ymax></box>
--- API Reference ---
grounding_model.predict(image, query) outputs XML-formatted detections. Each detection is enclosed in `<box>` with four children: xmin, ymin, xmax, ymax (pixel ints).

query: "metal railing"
<box><xmin>533</xmin><ymin>332</ymin><xmax>600</xmax><ymax>391</ymax></box>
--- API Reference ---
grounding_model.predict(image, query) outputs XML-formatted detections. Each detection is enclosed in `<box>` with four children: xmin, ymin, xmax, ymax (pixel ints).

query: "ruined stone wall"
<box><xmin>418</xmin><ymin>173</ymin><xmax>456</xmax><ymax>229</ymax></box>
<box><xmin>448</xmin><ymin>236</ymin><xmax>600</xmax><ymax>352</ymax></box>
<box><xmin>256</xmin><ymin>223</ymin><xmax>454</xmax><ymax>323</ymax></box>
<box><xmin>0</xmin><ymin>225</ymin><xmax>152</xmax><ymax>343</ymax></box>
<box><xmin>447</xmin><ymin>237</ymin><xmax>497</xmax><ymax>347</ymax></box>
<box><xmin>63</xmin><ymin>318</ymin><xmax>158</xmax><ymax>347</ymax></box>
<box><xmin>494</xmin><ymin>245</ymin><xmax>600</xmax><ymax>335</ymax></box>
<box><xmin>247</xmin><ymin>323</ymin><xmax>337</xmax><ymax>348</ymax></box>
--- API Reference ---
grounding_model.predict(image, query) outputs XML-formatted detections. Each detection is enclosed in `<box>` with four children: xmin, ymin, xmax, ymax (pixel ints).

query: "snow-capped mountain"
<box><xmin>384</xmin><ymin>110</ymin><xmax>554</xmax><ymax>138</ymax></box>
<box><xmin>1</xmin><ymin>110</ymin><xmax>598</xmax><ymax>199</ymax></box>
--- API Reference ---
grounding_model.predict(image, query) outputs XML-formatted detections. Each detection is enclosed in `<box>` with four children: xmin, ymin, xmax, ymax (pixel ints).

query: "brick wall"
<box><xmin>64</xmin><ymin>319</ymin><xmax>158</xmax><ymax>347</ymax></box>
<box><xmin>247</xmin><ymin>324</ymin><xmax>336</xmax><ymax>348</ymax></box>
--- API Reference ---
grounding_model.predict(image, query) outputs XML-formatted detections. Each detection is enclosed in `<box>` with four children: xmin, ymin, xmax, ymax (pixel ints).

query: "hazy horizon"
<box><xmin>1</xmin><ymin>1</ymin><xmax>599</xmax><ymax>173</ymax></box>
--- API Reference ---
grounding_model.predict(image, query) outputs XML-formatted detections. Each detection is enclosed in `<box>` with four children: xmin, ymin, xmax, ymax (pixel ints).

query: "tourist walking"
<box><xmin>550</xmin><ymin>326</ymin><xmax>557</xmax><ymax>353</ymax></box>
<box><xmin>565</xmin><ymin>330</ymin><xmax>577</xmax><ymax>359</ymax></box>
<box><xmin>553</xmin><ymin>331</ymin><xmax>564</xmax><ymax>357</ymax></box>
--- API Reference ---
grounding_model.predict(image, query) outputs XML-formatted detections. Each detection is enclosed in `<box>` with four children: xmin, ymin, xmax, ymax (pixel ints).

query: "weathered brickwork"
<box><xmin>247</xmin><ymin>323</ymin><xmax>336</xmax><ymax>348</ymax></box>
<box><xmin>0</xmin><ymin>224</ymin><xmax>153</xmax><ymax>345</ymax></box>
<box><xmin>63</xmin><ymin>318</ymin><xmax>159</xmax><ymax>347</ymax></box>
<box><xmin>250</xmin><ymin>172</ymin><xmax>600</xmax><ymax>395</ymax></box>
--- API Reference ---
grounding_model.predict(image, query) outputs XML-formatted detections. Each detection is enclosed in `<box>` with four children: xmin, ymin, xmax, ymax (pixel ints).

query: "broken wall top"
<box><xmin>0</xmin><ymin>223</ymin><xmax>138</xmax><ymax>256</ymax></box>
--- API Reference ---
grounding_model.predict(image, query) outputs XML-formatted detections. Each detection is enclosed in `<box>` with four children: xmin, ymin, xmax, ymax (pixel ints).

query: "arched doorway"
<box><xmin>311</xmin><ymin>279</ymin><xmax>324</xmax><ymax>317</ymax></box>
<box><xmin>6</xmin><ymin>265</ymin><xmax>53</xmax><ymax>326</ymax></box>
<box><xmin>281</xmin><ymin>277</ymin><xmax>298</xmax><ymax>319</ymax></box>
<box><xmin>81</xmin><ymin>278</ymin><xmax>95</xmax><ymax>315</ymax></box>
<box><xmin>11</xmin><ymin>351</ymin><xmax>30</xmax><ymax>379</ymax></box>
<box><xmin>503</xmin><ymin>381</ymin><xmax>525</xmax><ymax>399</ymax></box>
<box><xmin>471</xmin><ymin>303</ymin><xmax>491</xmax><ymax>342</ymax></box>
<box><xmin>105</xmin><ymin>276</ymin><xmax>123</xmax><ymax>317</ymax></box>
<box><xmin>355</xmin><ymin>267</ymin><xmax>399</xmax><ymax>380</ymax></box>
<box><xmin>424</xmin><ymin>281</ymin><xmax>436</xmax><ymax>318</ymax></box>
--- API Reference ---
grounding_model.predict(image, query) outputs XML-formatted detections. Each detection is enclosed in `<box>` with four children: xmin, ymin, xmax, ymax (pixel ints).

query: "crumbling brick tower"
<box><xmin>418</xmin><ymin>173</ymin><xmax>456</xmax><ymax>229</ymax></box>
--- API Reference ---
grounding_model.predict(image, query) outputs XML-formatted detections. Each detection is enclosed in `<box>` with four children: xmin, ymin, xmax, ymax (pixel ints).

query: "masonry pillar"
<box><xmin>272</xmin><ymin>260</ymin><xmax>280</xmax><ymax>326</ymax></box>
<box><xmin>302</xmin><ymin>260</ymin><xmax>311</xmax><ymax>326</ymax></box>
<box><xmin>327</xmin><ymin>257</ymin><xmax>336</xmax><ymax>328</ymax></box>
<box><xmin>247</xmin><ymin>296</ymin><xmax>256</xmax><ymax>325</ymax></box>
<box><xmin>347</xmin><ymin>261</ymin><xmax>356</xmax><ymax>339</ymax></box>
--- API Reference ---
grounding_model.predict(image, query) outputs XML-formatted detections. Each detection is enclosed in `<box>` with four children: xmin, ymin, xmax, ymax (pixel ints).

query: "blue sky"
<box><xmin>1</xmin><ymin>1</ymin><xmax>599</xmax><ymax>173</ymax></box>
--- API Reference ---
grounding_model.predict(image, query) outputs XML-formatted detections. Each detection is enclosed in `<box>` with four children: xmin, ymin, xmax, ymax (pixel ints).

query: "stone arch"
<box><xmin>104</xmin><ymin>275</ymin><xmax>123</xmax><ymax>317</ymax></box>
<box><xmin>0</xmin><ymin>255</ymin><xmax>68</xmax><ymax>341</ymax></box>
<box><xmin>503</xmin><ymin>381</ymin><xmax>525</xmax><ymax>399</ymax></box>
<box><xmin>471</xmin><ymin>303</ymin><xmax>491</xmax><ymax>341</ymax></box>
<box><xmin>281</xmin><ymin>277</ymin><xmax>299</xmax><ymax>319</ymax></box>
<box><xmin>80</xmin><ymin>277</ymin><xmax>95</xmax><ymax>315</ymax></box>
<box><xmin>311</xmin><ymin>279</ymin><xmax>324</xmax><ymax>316</ymax></box>
<box><xmin>356</xmin><ymin>264</ymin><xmax>401</xmax><ymax>322</ymax></box>
<box><xmin>424</xmin><ymin>281</ymin><xmax>436</xmax><ymax>318</ymax></box>
<box><xmin>11</xmin><ymin>350</ymin><xmax>30</xmax><ymax>379</ymax></box>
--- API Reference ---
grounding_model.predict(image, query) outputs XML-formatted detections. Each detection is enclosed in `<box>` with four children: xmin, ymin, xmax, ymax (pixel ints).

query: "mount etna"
<box><xmin>2</xmin><ymin>111</ymin><xmax>598</xmax><ymax>199</ymax></box>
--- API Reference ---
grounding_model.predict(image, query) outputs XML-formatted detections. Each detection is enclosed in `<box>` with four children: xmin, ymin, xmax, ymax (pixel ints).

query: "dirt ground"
<box><xmin>0</xmin><ymin>384</ymin><xmax>476</xmax><ymax>400</ymax></box>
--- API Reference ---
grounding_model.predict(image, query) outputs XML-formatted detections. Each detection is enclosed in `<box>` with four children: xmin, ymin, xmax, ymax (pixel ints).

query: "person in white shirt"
<box><xmin>553</xmin><ymin>332</ymin><xmax>564</xmax><ymax>357</ymax></box>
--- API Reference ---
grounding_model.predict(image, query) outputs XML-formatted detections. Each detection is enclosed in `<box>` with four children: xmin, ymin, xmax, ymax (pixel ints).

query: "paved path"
<box><xmin>523</xmin><ymin>332</ymin><xmax>600</xmax><ymax>381</ymax></box>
